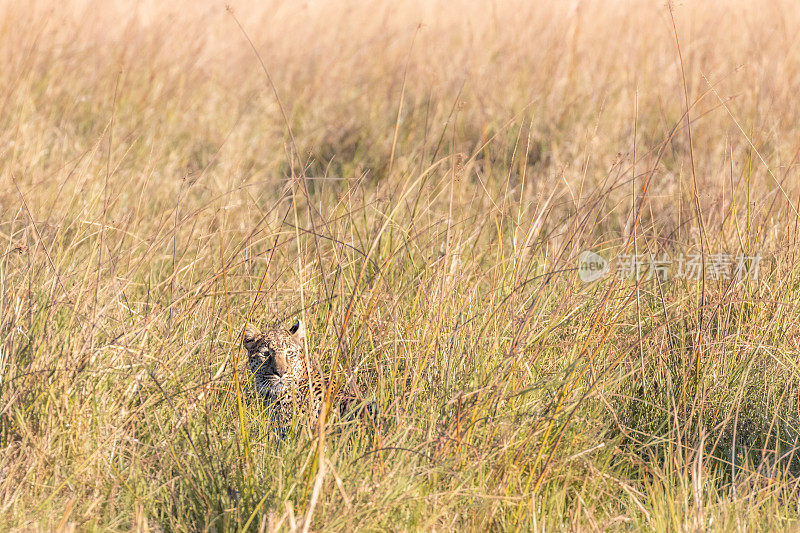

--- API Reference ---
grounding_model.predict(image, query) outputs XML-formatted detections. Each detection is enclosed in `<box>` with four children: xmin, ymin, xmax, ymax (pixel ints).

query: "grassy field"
<box><xmin>3</xmin><ymin>0</ymin><xmax>800</xmax><ymax>530</ymax></box>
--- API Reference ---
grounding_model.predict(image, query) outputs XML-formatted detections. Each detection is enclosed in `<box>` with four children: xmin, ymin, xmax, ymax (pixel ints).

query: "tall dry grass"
<box><xmin>3</xmin><ymin>0</ymin><xmax>800</xmax><ymax>530</ymax></box>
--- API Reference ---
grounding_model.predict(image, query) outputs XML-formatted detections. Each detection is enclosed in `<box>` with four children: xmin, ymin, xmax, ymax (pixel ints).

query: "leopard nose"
<box><xmin>276</xmin><ymin>369</ymin><xmax>286</xmax><ymax>378</ymax></box>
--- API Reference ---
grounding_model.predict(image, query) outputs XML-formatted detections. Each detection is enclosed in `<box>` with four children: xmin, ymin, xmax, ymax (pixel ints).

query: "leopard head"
<box><xmin>243</xmin><ymin>320</ymin><xmax>306</xmax><ymax>400</ymax></box>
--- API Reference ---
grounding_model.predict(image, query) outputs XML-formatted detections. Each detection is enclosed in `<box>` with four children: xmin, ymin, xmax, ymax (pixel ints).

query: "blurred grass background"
<box><xmin>3</xmin><ymin>0</ymin><xmax>800</xmax><ymax>530</ymax></box>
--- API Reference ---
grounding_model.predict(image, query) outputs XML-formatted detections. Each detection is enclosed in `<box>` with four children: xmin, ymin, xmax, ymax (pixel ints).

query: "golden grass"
<box><xmin>3</xmin><ymin>0</ymin><xmax>800</xmax><ymax>530</ymax></box>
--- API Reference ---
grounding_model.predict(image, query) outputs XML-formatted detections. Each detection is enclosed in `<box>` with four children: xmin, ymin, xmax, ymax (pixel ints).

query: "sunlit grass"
<box><xmin>3</xmin><ymin>0</ymin><xmax>800</xmax><ymax>530</ymax></box>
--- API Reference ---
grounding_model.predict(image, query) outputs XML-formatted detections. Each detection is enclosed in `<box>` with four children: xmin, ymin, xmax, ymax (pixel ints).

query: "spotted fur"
<box><xmin>243</xmin><ymin>320</ymin><xmax>372</xmax><ymax>431</ymax></box>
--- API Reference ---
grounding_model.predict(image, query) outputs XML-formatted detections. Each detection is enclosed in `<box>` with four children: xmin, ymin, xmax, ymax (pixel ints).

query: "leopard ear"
<box><xmin>243</xmin><ymin>323</ymin><xmax>261</xmax><ymax>352</ymax></box>
<box><xmin>289</xmin><ymin>320</ymin><xmax>305</xmax><ymax>342</ymax></box>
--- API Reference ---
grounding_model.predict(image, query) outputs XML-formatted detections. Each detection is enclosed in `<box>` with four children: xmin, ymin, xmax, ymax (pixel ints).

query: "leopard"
<box><xmin>243</xmin><ymin>320</ymin><xmax>374</xmax><ymax>433</ymax></box>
